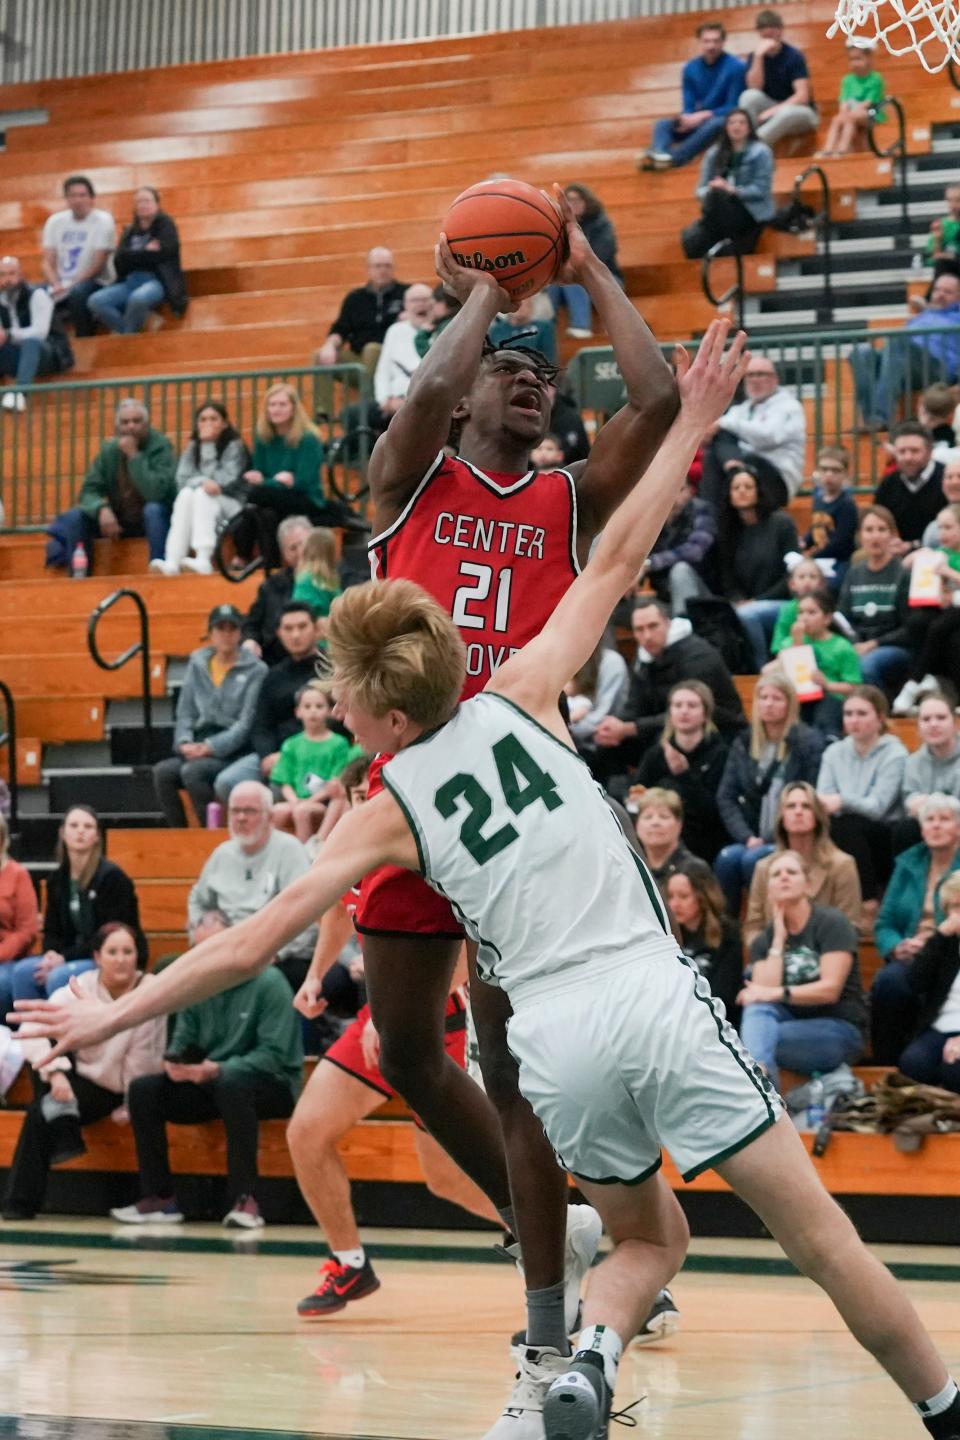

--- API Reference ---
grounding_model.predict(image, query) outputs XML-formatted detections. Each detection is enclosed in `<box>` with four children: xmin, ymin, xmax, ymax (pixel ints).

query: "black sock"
<box><xmin>919</xmin><ymin>1384</ymin><xmax>960</xmax><ymax>1438</ymax></box>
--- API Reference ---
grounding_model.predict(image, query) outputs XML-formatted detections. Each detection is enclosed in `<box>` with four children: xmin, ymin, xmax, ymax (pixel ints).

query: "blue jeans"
<box><xmin>548</xmin><ymin>283</ymin><xmax>592</xmax><ymax>332</ymax></box>
<box><xmin>11</xmin><ymin>956</ymin><xmax>95</xmax><ymax>1003</ymax></box>
<box><xmin>899</xmin><ymin>1026</ymin><xmax>960</xmax><ymax>1092</ymax></box>
<box><xmin>214</xmin><ymin>751</ymin><xmax>264</xmax><ymax>803</ymax></box>
<box><xmin>88</xmin><ymin>271</ymin><xmax>165</xmax><ymax>333</ymax></box>
<box><xmin>0</xmin><ymin>336</ymin><xmax>59</xmax><ymax>385</ymax></box>
<box><xmin>739</xmin><ymin>1001</ymin><xmax>863</xmax><ymax>1089</ymax></box>
<box><xmin>714</xmin><ymin>842</ymin><xmax>774</xmax><ymax>913</ymax></box>
<box><xmin>849</xmin><ymin>338</ymin><xmax>948</xmax><ymax>428</ymax></box>
<box><xmin>651</xmin><ymin>113</ymin><xmax>726</xmax><ymax>166</ymax></box>
<box><xmin>46</xmin><ymin>501</ymin><xmax>170</xmax><ymax>570</ymax></box>
<box><xmin>859</xmin><ymin>643</ymin><xmax>910</xmax><ymax>693</ymax></box>
<box><xmin>736</xmin><ymin>599</ymin><xmax>784</xmax><ymax>672</ymax></box>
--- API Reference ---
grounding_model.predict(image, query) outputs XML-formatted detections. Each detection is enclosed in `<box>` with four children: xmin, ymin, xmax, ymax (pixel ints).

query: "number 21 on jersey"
<box><xmin>452</xmin><ymin>562</ymin><xmax>513</xmax><ymax>632</ymax></box>
<box><xmin>434</xmin><ymin>732</ymin><xmax>563</xmax><ymax>865</ymax></box>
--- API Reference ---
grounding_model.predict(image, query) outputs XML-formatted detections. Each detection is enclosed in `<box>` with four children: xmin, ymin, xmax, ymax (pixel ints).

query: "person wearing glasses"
<box><xmin>699</xmin><ymin>355</ymin><xmax>806</xmax><ymax>509</ymax></box>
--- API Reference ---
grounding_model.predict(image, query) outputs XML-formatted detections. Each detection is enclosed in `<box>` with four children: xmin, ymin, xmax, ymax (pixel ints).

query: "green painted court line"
<box><xmin>0</xmin><ymin>1418</ymin><xmax>400</xmax><ymax>1440</ymax></box>
<box><xmin>2</xmin><ymin>1225</ymin><xmax>960</xmax><ymax>1283</ymax></box>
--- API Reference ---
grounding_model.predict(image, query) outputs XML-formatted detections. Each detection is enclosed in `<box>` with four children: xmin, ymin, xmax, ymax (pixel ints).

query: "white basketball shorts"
<box><xmin>506</xmin><ymin>946</ymin><xmax>783</xmax><ymax>1184</ymax></box>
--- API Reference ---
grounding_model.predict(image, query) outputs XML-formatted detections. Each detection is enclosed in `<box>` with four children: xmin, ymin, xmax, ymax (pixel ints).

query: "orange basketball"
<box><xmin>441</xmin><ymin>179</ymin><xmax>565</xmax><ymax>301</ymax></box>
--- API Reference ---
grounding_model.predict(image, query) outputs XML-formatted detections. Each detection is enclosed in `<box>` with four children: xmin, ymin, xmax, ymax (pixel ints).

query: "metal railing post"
<box><xmin>794</xmin><ymin>164</ymin><xmax>835</xmax><ymax>324</ymax></box>
<box><xmin>867</xmin><ymin>95</ymin><xmax>911</xmax><ymax>249</ymax></box>
<box><xmin>0</xmin><ymin>679</ymin><xmax>19</xmax><ymax>831</ymax></box>
<box><xmin>700</xmin><ymin>240</ymin><xmax>745</xmax><ymax>332</ymax></box>
<box><xmin>87</xmin><ymin>589</ymin><xmax>152</xmax><ymax>763</ymax></box>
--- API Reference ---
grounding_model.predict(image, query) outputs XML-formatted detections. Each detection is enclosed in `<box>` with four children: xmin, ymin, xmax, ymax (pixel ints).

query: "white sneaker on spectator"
<box><xmin>482</xmin><ymin>1345</ymin><xmax>568</xmax><ymax>1440</ymax></box>
<box><xmin>111</xmin><ymin>1196</ymin><xmax>183</xmax><ymax>1224</ymax></box>
<box><xmin>181</xmin><ymin>554</ymin><xmax>214</xmax><ymax>575</ymax></box>
<box><xmin>917</xmin><ymin>672</ymin><xmax>940</xmax><ymax>696</ymax></box>
<box><xmin>1</xmin><ymin>391</ymin><xmax>26</xmax><ymax>412</ymax></box>
<box><xmin>566</xmin><ymin>327</ymin><xmax>593</xmax><ymax>340</ymax></box>
<box><xmin>148</xmin><ymin>559</ymin><xmax>179</xmax><ymax>576</ymax></box>
<box><xmin>892</xmin><ymin>679</ymin><xmax>920</xmax><ymax>715</ymax></box>
<box><xmin>223</xmin><ymin>1194</ymin><xmax>264</xmax><ymax>1229</ymax></box>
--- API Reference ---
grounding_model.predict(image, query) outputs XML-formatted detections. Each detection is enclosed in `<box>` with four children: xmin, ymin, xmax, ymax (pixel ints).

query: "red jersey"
<box><xmin>368</xmin><ymin>453</ymin><xmax>580</xmax><ymax>698</ymax></box>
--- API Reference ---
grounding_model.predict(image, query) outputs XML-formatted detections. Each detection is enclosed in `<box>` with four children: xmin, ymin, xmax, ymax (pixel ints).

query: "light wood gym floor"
<box><xmin>0</xmin><ymin>1221</ymin><xmax>957</xmax><ymax>1440</ymax></box>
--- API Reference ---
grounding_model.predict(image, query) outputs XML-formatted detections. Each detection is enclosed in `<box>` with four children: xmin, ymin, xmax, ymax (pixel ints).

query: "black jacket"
<box><xmin>717</xmin><ymin>723</ymin><xmax>826</xmax><ymax>844</ymax></box>
<box><xmin>42</xmin><ymin>858</ymin><xmax>146</xmax><ymax>966</ymax></box>
<box><xmin>250</xmin><ymin>654</ymin><xmax>322</xmax><ymax>758</ymax></box>
<box><xmin>582</xmin><ymin>212</ymin><xmax>623</xmax><ymax>282</ymax></box>
<box><xmin>115</xmin><ymin>212</ymin><xmax>188</xmax><ymax>316</ymax></box>
<box><xmin>634</xmin><ymin>730</ymin><xmax>730</xmax><ymax>861</ymax></box>
<box><xmin>905</xmin><ymin>929</ymin><xmax>960</xmax><ymax>1034</ymax></box>
<box><xmin>328</xmin><ymin>281</ymin><xmax>407</xmax><ymax>351</ymax></box>
<box><xmin>242</xmin><ymin>567</ymin><xmax>295</xmax><ymax>666</ymax></box>
<box><xmin>874</xmin><ymin>465</ymin><xmax>945</xmax><ymax>544</ymax></box>
<box><xmin>618</xmin><ymin>634</ymin><xmax>746</xmax><ymax>743</ymax></box>
<box><xmin>678</xmin><ymin>918</ymin><xmax>744</xmax><ymax>1022</ymax></box>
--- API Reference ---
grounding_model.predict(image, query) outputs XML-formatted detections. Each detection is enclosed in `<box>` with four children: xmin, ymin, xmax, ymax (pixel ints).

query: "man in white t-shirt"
<box><xmin>41</xmin><ymin>175</ymin><xmax>115</xmax><ymax>337</ymax></box>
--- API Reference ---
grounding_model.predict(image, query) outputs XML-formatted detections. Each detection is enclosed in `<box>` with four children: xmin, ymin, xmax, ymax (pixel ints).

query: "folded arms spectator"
<box><xmin>850</xmin><ymin>274</ymin><xmax>960</xmax><ymax>430</ymax></box>
<box><xmin>41</xmin><ymin>175</ymin><xmax>115</xmax><ymax>338</ymax></box>
<box><xmin>88</xmin><ymin>186</ymin><xmax>187</xmax><ymax>333</ymax></box>
<box><xmin>0</xmin><ymin>255</ymin><xmax>74</xmax><ymax>411</ymax></box>
<box><xmin>639</xmin><ymin>22</ymin><xmax>745</xmax><ymax>170</ymax></box>
<box><xmin>153</xmin><ymin>605</ymin><xmax>267</xmax><ymax>827</ymax></box>
<box><xmin>46</xmin><ymin>399</ymin><xmax>175</xmax><ymax>573</ymax></box>
<box><xmin>739</xmin><ymin>10</ymin><xmax>817</xmax><ymax>144</ymax></box>
<box><xmin>681</xmin><ymin>110</ymin><xmax>775</xmax><ymax>260</ymax></box>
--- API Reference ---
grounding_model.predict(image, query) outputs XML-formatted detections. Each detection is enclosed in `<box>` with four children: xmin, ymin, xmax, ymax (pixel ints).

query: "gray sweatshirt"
<box><xmin>902</xmin><ymin>742</ymin><xmax>960</xmax><ymax>802</ymax></box>
<box><xmin>175</xmin><ymin>436</ymin><xmax>250</xmax><ymax>500</ymax></box>
<box><xmin>817</xmin><ymin>734</ymin><xmax>908</xmax><ymax>820</ymax></box>
<box><xmin>174</xmin><ymin>645</ymin><xmax>266</xmax><ymax>758</ymax></box>
<box><xmin>188</xmin><ymin>829</ymin><xmax>315</xmax><ymax>959</ymax></box>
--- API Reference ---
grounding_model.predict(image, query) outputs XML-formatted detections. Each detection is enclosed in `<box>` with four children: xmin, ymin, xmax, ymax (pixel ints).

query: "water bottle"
<box><xmin>205</xmin><ymin>801</ymin><xmax>223</xmax><ymax>829</ymax></box>
<box><xmin>70</xmin><ymin>543</ymin><xmax>88</xmax><ymax>579</ymax></box>
<box><xmin>806</xmin><ymin>1072</ymin><xmax>826</xmax><ymax>1131</ymax></box>
<box><xmin>911</xmin><ymin>250</ymin><xmax>924</xmax><ymax>273</ymax></box>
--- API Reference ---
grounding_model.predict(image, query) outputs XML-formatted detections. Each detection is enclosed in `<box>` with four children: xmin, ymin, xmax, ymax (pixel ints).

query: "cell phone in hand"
<box><xmin>163</xmin><ymin>1044</ymin><xmax>206</xmax><ymax>1064</ymax></box>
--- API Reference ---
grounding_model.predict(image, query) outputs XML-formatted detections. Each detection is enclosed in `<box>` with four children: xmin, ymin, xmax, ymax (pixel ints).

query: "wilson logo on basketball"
<box><xmin>452</xmin><ymin>248</ymin><xmax>525</xmax><ymax>272</ymax></box>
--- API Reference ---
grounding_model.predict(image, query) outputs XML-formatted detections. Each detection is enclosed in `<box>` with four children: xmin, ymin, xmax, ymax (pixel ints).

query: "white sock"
<box><xmin>575</xmin><ymin>1323</ymin><xmax>623</xmax><ymax>1390</ymax></box>
<box><xmin>333</xmin><ymin>1246</ymin><xmax>365</xmax><ymax>1270</ymax></box>
<box><xmin>916</xmin><ymin>1378</ymin><xmax>960</xmax><ymax>1418</ymax></box>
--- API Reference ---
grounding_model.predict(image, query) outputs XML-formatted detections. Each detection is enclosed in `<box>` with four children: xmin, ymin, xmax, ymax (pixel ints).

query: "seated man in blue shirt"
<box><xmin>739</xmin><ymin>9</ymin><xmax>818</xmax><ymax>145</ymax></box>
<box><xmin>850</xmin><ymin>271</ymin><xmax>960</xmax><ymax>430</ymax></box>
<box><xmin>639</xmin><ymin>22</ymin><xmax>745</xmax><ymax>170</ymax></box>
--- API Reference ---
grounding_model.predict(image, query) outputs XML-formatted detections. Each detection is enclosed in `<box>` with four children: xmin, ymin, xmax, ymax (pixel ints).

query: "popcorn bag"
<box><xmin>778</xmin><ymin>644</ymin><xmax>824</xmax><ymax>702</ymax></box>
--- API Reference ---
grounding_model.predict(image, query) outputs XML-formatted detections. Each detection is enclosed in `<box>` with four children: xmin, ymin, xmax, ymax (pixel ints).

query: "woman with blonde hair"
<box><xmin>633</xmin><ymin>680</ymin><xmax>729</xmax><ymax>860</ymax></box>
<box><xmin>0</xmin><ymin>812</ymin><xmax>40</xmax><ymax>1018</ymax></box>
<box><xmin>292</xmin><ymin>527</ymin><xmax>342</xmax><ymax>630</ymax></box>
<box><xmin>241</xmin><ymin>382</ymin><xmax>332</xmax><ymax>566</ymax></box>
<box><xmin>715</xmin><ymin>673</ymin><xmax>825</xmax><ymax>911</ymax></box>
<box><xmin>744</xmin><ymin>780</ymin><xmax>862</xmax><ymax>946</ymax></box>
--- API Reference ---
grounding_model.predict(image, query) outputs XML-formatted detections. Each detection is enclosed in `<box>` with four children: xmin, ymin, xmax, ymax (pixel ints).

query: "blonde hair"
<box><xmin>937</xmin><ymin>502</ymin><xmax>960</xmax><ymax>544</ymax></box>
<box><xmin>327</xmin><ymin>579</ymin><xmax>465</xmax><ymax>728</ymax></box>
<box><xmin>256</xmin><ymin>382</ymin><xmax>320</xmax><ymax>447</ymax></box>
<box><xmin>298</xmin><ymin>527</ymin><xmax>340</xmax><ymax>590</ymax></box>
<box><xmin>750</xmin><ymin>672</ymin><xmax>798</xmax><ymax>762</ymax></box>
<box><xmin>661</xmin><ymin>680</ymin><xmax>716</xmax><ymax>747</ymax></box>
<box><xmin>773</xmin><ymin>781</ymin><xmax>836</xmax><ymax>868</ymax></box>
<box><xmin>939</xmin><ymin>872</ymin><xmax>960</xmax><ymax>910</ymax></box>
<box><xmin>634</xmin><ymin>787</ymin><xmax>683</xmax><ymax>820</ymax></box>
<box><xmin>296</xmin><ymin>678</ymin><xmax>332</xmax><ymax>706</ymax></box>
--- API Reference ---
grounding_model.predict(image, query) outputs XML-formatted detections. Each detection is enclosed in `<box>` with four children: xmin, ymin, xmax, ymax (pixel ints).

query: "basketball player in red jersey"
<box><xmin>324</xmin><ymin>189</ymin><xmax>678</xmax><ymax>1438</ymax></box>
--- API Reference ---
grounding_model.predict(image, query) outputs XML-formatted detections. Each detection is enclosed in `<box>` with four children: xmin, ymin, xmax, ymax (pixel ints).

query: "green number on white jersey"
<box><xmin>433</xmin><ymin>732</ymin><xmax>563</xmax><ymax>866</ymax></box>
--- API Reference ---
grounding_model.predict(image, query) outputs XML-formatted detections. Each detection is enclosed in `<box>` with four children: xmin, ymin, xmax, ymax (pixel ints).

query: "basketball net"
<box><xmin>828</xmin><ymin>0</ymin><xmax>960</xmax><ymax>71</ymax></box>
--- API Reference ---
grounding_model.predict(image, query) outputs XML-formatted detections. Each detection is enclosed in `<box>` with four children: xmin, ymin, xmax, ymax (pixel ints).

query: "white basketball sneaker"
<box><xmin>502</xmin><ymin>1203</ymin><xmax>603</xmax><ymax>1336</ymax></box>
<box><xmin>482</xmin><ymin>1345</ymin><xmax>569</xmax><ymax>1440</ymax></box>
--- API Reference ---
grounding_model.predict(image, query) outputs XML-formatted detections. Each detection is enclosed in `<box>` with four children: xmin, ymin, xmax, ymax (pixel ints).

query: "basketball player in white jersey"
<box><xmin>16</xmin><ymin>319</ymin><xmax>960</xmax><ymax>1440</ymax></box>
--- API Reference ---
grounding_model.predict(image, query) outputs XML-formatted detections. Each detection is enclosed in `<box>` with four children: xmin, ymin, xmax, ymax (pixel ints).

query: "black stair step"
<box><xmin>48</xmin><ymin>770</ymin><xmax>159</xmax><ymax>814</ymax></box>
<box><xmin>834</xmin><ymin>217</ymin><xmax>919</xmax><ymax>241</ymax></box>
<box><xmin>757</xmin><ymin>281</ymin><xmax>905</xmax><ymax>313</ymax></box>
<box><xmin>796</xmin><ymin>252</ymin><xmax>910</xmax><ymax>276</ymax></box>
<box><xmin>110</xmin><ymin>724</ymin><xmax>174</xmax><ymax>766</ymax></box>
<box><xmin>873</xmin><ymin>182</ymin><xmax>947</xmax><ymax>207</ymax></box>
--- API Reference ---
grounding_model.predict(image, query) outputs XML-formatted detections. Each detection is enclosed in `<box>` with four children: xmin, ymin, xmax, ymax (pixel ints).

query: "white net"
<box><xmin>829</xmin><ymin>0</ymin><xmax>960</xmax><ymax>71</ymax></box>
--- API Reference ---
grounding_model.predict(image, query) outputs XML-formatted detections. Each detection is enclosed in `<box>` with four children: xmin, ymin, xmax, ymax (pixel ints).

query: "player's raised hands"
<box><xmin>434</xmin><ymin>232</ymin><xmax>516</xmax><ymax>312</ymax></box>
<box><xmin>673</xmin><ymin>317</ymin><xmax>749</xmax><ymax>430</ymax></box>
<box><xmin>549</xmin><ymin>184</ymin><xmax>589</xmax><ymax>282</ymax></box>
<box><xmin>8</xmin><ymin>977</ymin><xmax>109</xmax><ymax>1064</ymax></box>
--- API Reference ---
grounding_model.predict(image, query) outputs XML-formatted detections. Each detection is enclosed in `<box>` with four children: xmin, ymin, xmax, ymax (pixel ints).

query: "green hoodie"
<box><xmin>78</xmin><ymin>429</ymin><xmax>177</xmax><ymax>518</ymax></box>
<box><xmin>169</xmin><ymin>966</ymin><xmax>302</xmax><ymax>1097</ymax></box>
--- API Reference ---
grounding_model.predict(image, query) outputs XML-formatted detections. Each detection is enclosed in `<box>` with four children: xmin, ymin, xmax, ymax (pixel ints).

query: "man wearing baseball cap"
<box><xmin>153</xmin><ymin>604</ymin><xmax>267</xmax><ymax>826</ymax></box>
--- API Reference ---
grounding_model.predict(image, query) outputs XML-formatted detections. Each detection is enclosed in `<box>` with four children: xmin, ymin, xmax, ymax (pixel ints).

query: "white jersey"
<box><xmin>381</xmin><ymin>692</ymin><xmax>676</xmax><ymax>998</ymax></box>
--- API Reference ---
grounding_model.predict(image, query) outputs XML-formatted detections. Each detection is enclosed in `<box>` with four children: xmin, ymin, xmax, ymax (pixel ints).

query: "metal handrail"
<box><xmin>0</xmin><ymin>679</ymin><xmax>19</xmax><ymax>830</ymax></box>
<box><xmin>87</xmin><ymin>589</ymin><xmax>152</xmax><ymax>762</ymax></box>
<box><xmin>700</xmin><ymin>240</ymin><xmax>745</xmax><ymax>332</ymax></box>
<box><xmin>794</xmin><ymin>164</ymin><xmax>836</xmax><ymax>325</ymax></box>
<box><xmin>867</xmin><ymin>94</ymin><xmax>911</xmax><ymax>248</ymax></box>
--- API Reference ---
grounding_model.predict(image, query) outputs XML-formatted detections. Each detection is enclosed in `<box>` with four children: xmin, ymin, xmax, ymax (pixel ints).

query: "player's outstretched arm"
<box><xmin>367</xmin><ymin>243</ymin><xmax>514</xmax><ymax>524</ymax></box>
<box><xmin>489</xmin><ymin>319</ymin><xmax>747</xmax><ymax>719</ymax></box>
<box><xmin>7</xmin><ymin>797</ymin><xmax>414</xmax><ymax>1060</ymax></box>
<box><xmin>552</xmin><ymin>187</ymin><xmax>679</xmax><ymax>543</ymax></box>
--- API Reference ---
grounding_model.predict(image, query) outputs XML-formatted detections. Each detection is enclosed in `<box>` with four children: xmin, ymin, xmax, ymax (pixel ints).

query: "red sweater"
<box><xmin>0</xmin><ymin>859</ymin><xmax>39</xmax><ymax>962</ymax></box>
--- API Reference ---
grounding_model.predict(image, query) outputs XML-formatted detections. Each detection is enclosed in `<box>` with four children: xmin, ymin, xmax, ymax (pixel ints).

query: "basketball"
<box><xmin>441</xmin><ymin>178</ymin><xmax>566</xmax><ymax>301</ymax></box>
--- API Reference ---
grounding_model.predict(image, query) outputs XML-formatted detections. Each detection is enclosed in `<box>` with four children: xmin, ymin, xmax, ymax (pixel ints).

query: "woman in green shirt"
<box><xmin>816</xmin><ymin>43</ymin><xmax>884</xmax><ymax>158</ymax></box>
<box><xmin>791</xmin><ymin>591</ymin><xmax>863</xmax><ymax>735</ymax></box>
<box><xmin>241</xmin><ymin>382</ymin><xmax>330</xmax><ymax>565</ymax></box>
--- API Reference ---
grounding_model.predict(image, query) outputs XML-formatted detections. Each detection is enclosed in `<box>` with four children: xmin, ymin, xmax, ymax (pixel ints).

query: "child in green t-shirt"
<box><xmin>768</xmin><ymin>558</ymin><xmax>829</xmax><ymax>657</ymax></box>
<box><xmin>816</xmin><ymin>42</ymin><xmax>884</xmax><ymax>158</ymax></box>
<box><xmin>271</xmin><ymin>681</ymin><xmax>357</xmax><ymax>843</ymax></box>
<box><xmin>925</xmin><ymin>184</ymin><xmax>960</xmax><ymax>265</ymax></box>
<box><xmin>291</xmin><ymin>528</ymin><xmax>341</xmax><ymax>639</ymax></box>
<box><xmin>790</xmin><ymin>590</ymin><xmax>863</xmax><ymax>734</ymax></box>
